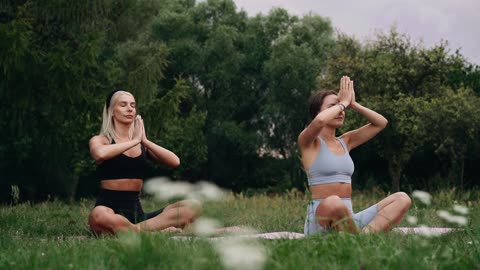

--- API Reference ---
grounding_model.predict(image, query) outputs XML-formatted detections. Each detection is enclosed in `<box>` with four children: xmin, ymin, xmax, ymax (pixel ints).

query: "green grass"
<box><xmin>1</xmin><ymin>189</ymin><xmax>479</xmax><ymax>269</ymax></box>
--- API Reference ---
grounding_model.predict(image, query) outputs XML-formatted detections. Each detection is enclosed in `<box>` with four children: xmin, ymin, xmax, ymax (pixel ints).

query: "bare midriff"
<box><xmin>310</xmin><ymin>182</ymin><xmax>352</xmax><ymax>199</ymax></box>
<box><xmin>101</xmin><ymin>179</ymin><xmax>143</xmax><ymax>191</ymax></box>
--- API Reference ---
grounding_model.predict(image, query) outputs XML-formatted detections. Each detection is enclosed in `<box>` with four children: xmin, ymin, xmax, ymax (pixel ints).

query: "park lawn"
<box><xmin>0</xmin><ymin>189</ymin><xmax>479</xmax><ymax>269</ymax></box>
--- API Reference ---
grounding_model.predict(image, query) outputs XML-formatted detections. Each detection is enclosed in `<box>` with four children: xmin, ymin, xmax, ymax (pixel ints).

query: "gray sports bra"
<box><xmin>306</xmin><ymin>137</ymin><xmax>354</xmax><ymax>186</ymax></box>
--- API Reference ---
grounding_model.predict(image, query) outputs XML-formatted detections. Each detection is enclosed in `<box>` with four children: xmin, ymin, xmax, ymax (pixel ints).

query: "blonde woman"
<box><xmin>299</xmin><ymin>76</ymin><xmax>411</xmax><ymax>234</ymax></box>
<box><xmin>88</xmin><ymin>90</ymin><xmax>201</xmax><ymax>234</ymax></box>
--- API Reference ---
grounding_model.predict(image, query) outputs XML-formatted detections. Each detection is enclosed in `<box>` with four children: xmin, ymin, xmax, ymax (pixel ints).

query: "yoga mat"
<box><xmin>393</xmin><ymin>227</ymin><xmax>458</xmax><ymax>235</ymax></box>
<box><xmin>242</xmin><ymin>228</ymin><xmax>458</xmax><ymax>238</ymax></box>
<box><xmin>171</xmin><ymin>227</ymin><xmax>458</xmax><ymax>240</ymax></box>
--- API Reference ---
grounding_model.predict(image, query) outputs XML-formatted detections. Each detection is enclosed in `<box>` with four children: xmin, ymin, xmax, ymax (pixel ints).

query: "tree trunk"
<box><xmin>460</xmin><ymin>157</ymin><xmax>465</xmax><ymax>190</ymax></box>
<box><xmin>388</xmin><ymin>159</ymin><xmax>402</xmax><ymax>192</ymax></box>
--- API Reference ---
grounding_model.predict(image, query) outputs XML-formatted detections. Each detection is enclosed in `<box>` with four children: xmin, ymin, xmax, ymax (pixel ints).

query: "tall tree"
<box><xmin>0</xmin><ymin>0</ymin><xmax>174</xmax><ymax>201</ymax></box>
<box><xmin>320</xmin><ymin>29</ymin><xmax>480</xmax><ymax>191</ymax></box>
<box><xmin>261</xmin><ymin>11</ymin><xmax>335</xmax><ymax>187</ymax></box>
<box><xmin>427</xmin><ymin>88</ymin><xmax>480</xmax><ymax>189</ymax></box>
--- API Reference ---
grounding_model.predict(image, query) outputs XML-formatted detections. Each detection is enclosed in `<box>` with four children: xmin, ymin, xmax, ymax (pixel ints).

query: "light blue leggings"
<box><xmin>304</xmin><ymin>198</ymin><xmax>378</xmax><ymax>235</ymax></box>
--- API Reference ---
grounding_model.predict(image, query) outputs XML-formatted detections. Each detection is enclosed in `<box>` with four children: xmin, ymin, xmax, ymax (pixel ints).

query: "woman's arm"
<box><xmin>340</xmin><ymin>82</ymin><xmax>388</xmax><ymax>151</ymax></box>
<box><xmin>298</xmin><ymin>76</ymin><xmax>352</xmax><ymax>149</ymax></box>
<box><xmin>90</xmin><ymin>117</ymin><xmax>143</xmax><ymax>163</ymax></box>
<box><xmin>89</xmin><ymin>137</ymin><xmax>141</xmax><ymax>164</ymax></box>
<box><xmin>142</xmin><ymin>139</ymin><xmax>180</xmax><ymax>168</ymax></box>
<box><xmin>138</xmin><ymin>116</ymin><xmax>180</xmax><ymax>168</ymax></box>
<box><xmin>298</xmin><ymin>103</ymin><xmax>346</xmax><ymax>148</ymax></box>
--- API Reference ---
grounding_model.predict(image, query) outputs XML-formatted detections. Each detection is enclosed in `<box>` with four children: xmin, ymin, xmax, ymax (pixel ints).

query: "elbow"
<box><xmin>174</xmin><ymin>158</ymin><xmax>180</xmax><ymax>168</ymax></box>
<box><xmin>91</xmin><ymin>150</ymin><xmax>105</xmax><ymax>163</ymax></box>
<box><xmin>313</xmin><ymin>116</ymin><xmax>327</xmax><ymax>128</ymax></box>
<box><xmin>381</xmin><ymin>118</ymin><xmax>389</xmax><ymax>129</ymax></box>
<box><xmin>371</xmin><ymin>118</ymin><xmax>388</xmax><ymax>130</ymax></box>
<box><xmin>375</xmin><ymin>119</ymin><xmax>388</xmax><ymax>131</ymax></box>
<box><xmin>170</xmin><ymin>157</ymin><xmax>180</xmax><ymax>168</ymax></box>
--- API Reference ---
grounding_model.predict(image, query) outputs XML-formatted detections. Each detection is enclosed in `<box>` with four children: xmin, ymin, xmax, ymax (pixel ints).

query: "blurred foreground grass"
<box><xmin>1</xmin><ymin>189</ymin><xmax>479</xmax><ymax>269</ymax></box>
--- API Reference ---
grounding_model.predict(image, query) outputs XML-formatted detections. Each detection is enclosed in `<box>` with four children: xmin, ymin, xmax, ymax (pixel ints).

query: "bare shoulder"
<box><xmin>339</xmin><ymin>131</ymin><xmax>355</xmax><ymax>150</ymax></box>
<box><xmin>339</xmin><ymin>132</ymin><xmax>350</xmax><ymax>143</ymax></box>
<box><xmin>89</xmin><ymin>135</ymin><xmax>109</xmax><ymax>146</ymax></box>
<box><xmin>298</xmin><ymin>128</ymin><xmax>306</xmax><ymax>141</ymax></box>
<box><xmin>298</xmin><ymin>128</ymin><xmax>310</xmax><ymax>144</ymax></box>
<box><xmin>299</xmin><ymin>129</ymin><xmax>320</xmax><ymax>151</ymax></box>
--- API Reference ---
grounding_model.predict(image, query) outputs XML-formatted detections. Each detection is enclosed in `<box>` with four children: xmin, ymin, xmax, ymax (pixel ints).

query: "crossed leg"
<box><xmin>315</xmin><ymin>195</ymin><xmax>360</xmax><ymax>233</ymax></box>
<box><xmin>362</xmin><ymin>192</ymin><xmax>411</xmax><ymax>233</ymax></box>
<box><xmin>88</xmin><ymin>199</ymin><xmax>202</xmax><ymax>235</ymax></box>
<box><xmin>315</xmin><ymin>192</ymin><xmax>411</xmax><ymax>234</ymax></box>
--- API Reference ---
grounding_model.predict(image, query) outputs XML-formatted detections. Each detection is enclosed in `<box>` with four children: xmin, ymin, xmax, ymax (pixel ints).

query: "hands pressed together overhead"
<box><xmin>338</xmin><ymin>76</ymin><xmax>357</xmax><ymax>109</ymax></box>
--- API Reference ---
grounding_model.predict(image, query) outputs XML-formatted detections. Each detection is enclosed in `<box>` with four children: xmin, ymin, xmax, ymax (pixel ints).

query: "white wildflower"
<box><xmin>182</xmin><ymin>198</ymin><xmax>203</xmax><ymax>212</ymax></box>
<box><xmin>412</xmin><ymin>190</ymin><xmax>432</xmax><ymax>205</ymax></box>
<box><xmin>450</xmin><ymin>216</ymin><xmax>467</xmax><ymax>226</ymax></box>
<box><xmin>192</xmin><ymin>217</ymin><xmax>222</xmax><ymax>237</ymax></box>
<box><xmin>213</xmin><ymin>238</ymin><xmax>268</xmax><ymax>270</ymax></box>
<box><xmin>195</xmin><ymin>181</ymin><xmax>226</xmax><ymax>201</ymax></box>
<box><xmin>453</xmin><ymin>204</ymin><xmax>469</xmax><ymax>215</ymax></box>
<box><xmin>437</xmin><ymin>210</ymin><xmax>468</xmax><ymax>226</ymax></box>
<box><xmin>406</xmin><ymin>215</ymin><xmax>418</xmax><ymax>225</ymax></box>
<box><xmin>144</xmin><ymin>177</ymin><xmax>227</xmax><ymax>202</ymax></box>
<box><xmin>415</xmin><ymin>224</ymin><xmax>442</xmax><ymax>237</ymax></box>
<box><xmin>143</xmin><ymin>177</ymin><xmax>193</xmax><ymax>200</ymax></box>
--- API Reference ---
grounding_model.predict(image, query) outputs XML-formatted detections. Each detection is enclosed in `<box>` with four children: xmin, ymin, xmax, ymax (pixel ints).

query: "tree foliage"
<box><xmin>0</xmin><ymin>0</ymin><xmax>186</xmax><ymax>200</ymax></box>
<box><xmin>1</xmin><ymin>0</ymin><xmax>480</xmax><ymax>201</ymax></box>
<box><xmin>320</xmin><ymin>30</ymin><xmax>480</xmax><ymax>190</ymax></box>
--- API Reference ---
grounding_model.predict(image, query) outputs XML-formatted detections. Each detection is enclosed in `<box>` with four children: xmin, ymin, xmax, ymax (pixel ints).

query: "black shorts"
<box><xmin>95</xmin><ymin>189</ymin><xmax>164</xmax><ymax>224</ymax></box>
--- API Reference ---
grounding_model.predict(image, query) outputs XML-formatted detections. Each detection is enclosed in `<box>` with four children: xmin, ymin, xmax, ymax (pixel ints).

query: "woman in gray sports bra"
<box><xmin>298</xmin><ymin>76</ymin><xmax>411</xmax><ymax>235</ymax></box>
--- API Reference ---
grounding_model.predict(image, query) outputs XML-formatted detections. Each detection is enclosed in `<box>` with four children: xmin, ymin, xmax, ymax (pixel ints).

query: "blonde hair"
<box><xmin>100</xmin><ymin>90</ymin><xmax>135</xmax><ymax>142</ymax></box>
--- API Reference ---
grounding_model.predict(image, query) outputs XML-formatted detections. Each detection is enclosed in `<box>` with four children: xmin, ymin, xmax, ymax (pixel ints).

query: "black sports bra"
<box><xmin>96</xmin><ymin>140</ymin><xmax>149</xmax><ymax>180</ymax></box>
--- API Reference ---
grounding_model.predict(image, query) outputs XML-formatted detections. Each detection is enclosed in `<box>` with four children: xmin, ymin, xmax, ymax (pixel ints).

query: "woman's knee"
<box><xmin>318</xmin><ymin>195</ymin><xmax>349</xmax><ymax>216</ymax></box>
<box><xmin>315</xmin><ymin>196</ymin><xmax>350</xmax><ymax>228</ymax></box>
<box><xmin>393</xmin><ymin>192</ymin><xmax>412</xmax><ymax>209</ymax></box>
<box><xmin>89</xmin><ymin>206</ymin><xmax>115</xmax><ymax>229</ymax></box>
<box><xmin>172</xmin><ymin>199</ymin><xmax>203</xmax><ymax>217</ymax></box>
<box><xmin>326</xmin><ymin>195</ymin><xmax>349</xmax><ymax>212</ymax></box>
<box><xmin>163</xmin><ymin>206</ymin><xmax>197</xmax><ymax>226</ymax></box>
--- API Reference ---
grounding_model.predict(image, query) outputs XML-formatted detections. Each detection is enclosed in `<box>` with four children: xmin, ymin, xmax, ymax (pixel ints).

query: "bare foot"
<box><xmin>214</xmin><ymin>226</ymin><xmax>252</xmax><ymax>234</ymax></box>
<box><xmin>161</xmin><ymin>226</ymin><xmax>183</xmax><ymax>233</ymax></box>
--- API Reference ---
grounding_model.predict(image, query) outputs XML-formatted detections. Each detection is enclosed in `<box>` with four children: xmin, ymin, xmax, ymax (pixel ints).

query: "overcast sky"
<box><xmin>232</xmin><ymin>0</ymin><xmax>480</xmax><ymax>64</ymax></box>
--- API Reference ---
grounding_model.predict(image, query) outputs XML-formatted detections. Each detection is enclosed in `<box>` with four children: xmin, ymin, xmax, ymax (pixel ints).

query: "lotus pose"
<box><xmin>88</xmin><ymin>90</ymin><xmax>201</xmax><ymax>234</ymax></box>
<box><xmin>299</xmin><ymin>76</ymin><xmax>411</xmax><ymax>234</ymax></box>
